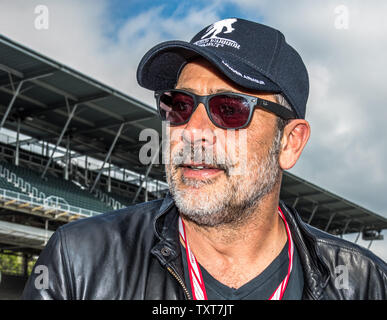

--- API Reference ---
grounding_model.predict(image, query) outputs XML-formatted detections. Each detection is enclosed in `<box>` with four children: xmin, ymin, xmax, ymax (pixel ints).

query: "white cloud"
<box><xmin>0</xmin><ymin>0</ymin><xmax>221</xmax><ymax>105</ymax></box>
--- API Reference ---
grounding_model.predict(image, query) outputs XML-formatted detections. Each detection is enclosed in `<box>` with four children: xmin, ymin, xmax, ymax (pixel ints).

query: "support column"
<box><xmin>145</xmin><ymin>178</ymin><xmax>148</xmax><ymax>202</ymax></box>
<box><xmin>324</xmin><ymin>212</ymin><xmax>336</xmax><ymax>232</ymax></box>
<box><xmin>90</xmin><ymin>123</ymin><xmax>125</xmax><ymax>193</ymax></box>
<box><xmin>44</xmin><ymin>219</ymin><xmax>49</xmax><ymax>246</ymax></box>
<box><xmin>307</xmin><ymin>204</ymin><xmax>319</xmax><ymax>224</ymax></box>
<box><xmin>22</xmin><ymin>254</ymin><xmax>29</xmax><ymax>277</ymax></box>
<box><xmin>0</xmin><ymin>81</ymin><xmax>23</xmax><ymax>129</ymax></box>
<box><xmin>68</xmin><ymin>137</ymin><xmax>72</xmax><ymax>178</ymax></box>
<box><xmin>132</xmin><ymin>145</ymin><xmax>160</xmax><ymax>204</ymax></box>
<box><xmin>85</xmin><ymin>156</ymin><xmax>88</xmax><ymax>186</ymax></box>
<box><xmin>64</xmin><ymin>135</ymin><xmax>70</xmax><ymax>180</ymax></box>
<box><xmin>292</xmin><ymin>197</ymin><xmax>299</xmax><ymax>209</ymax></box>
<box><xmin>342</xmin><ymin>219</ymin><xmax>352</xmax><ymax>236</ymax></box>
<box><xmin>41</xmin><ymin>104</ymin><xmax>78</xmax><ymax>179</ymax></box>
<box><xmin>107</xmin><ymin>158</ymin><xmax>111</xmax><ymax>193</ymax></box>
<box><xmin>354</xmin><ymin>226</ymin><xmax>364</xmax><ymax>244</ymax></box>
<box><xmin>15</xmin><ymin>117</ymin><xmax>20</xmax><ymax>166</ymax></box>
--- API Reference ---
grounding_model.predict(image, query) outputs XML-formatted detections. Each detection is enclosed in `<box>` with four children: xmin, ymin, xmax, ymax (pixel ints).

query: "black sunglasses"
<box><xmin>155</xmin><ymin>89</ymin><xmax>295</xmax><ymax>129</ymax></box>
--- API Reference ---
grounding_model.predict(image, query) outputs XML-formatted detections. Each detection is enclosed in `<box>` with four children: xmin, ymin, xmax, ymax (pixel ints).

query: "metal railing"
<box><xmin>0</xmin><ymin>187</ymin><xmax>102</xmax><ymax>218</ymax></box>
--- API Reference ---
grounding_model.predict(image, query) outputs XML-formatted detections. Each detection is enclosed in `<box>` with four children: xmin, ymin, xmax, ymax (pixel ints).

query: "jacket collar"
<box><xmin>151</xmin><ymin>192</ymin><xmax>184</xmax><ymax>273</ymax></box>
<box><xmin>152</xmin><ymin>193</ymin><xmax>330</xmax><ymax>300</ymax></box>
<box><xmin>279</xmin><ymin>200</ymin><xmax>331</xmax><ymax>299</ymax></box>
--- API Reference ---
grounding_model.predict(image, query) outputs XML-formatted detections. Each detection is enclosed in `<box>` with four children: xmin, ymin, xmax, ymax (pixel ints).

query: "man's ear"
<box><xmin>278</xmin><ymin>119</ymin><xmax>311</xmax><ymax>170</ymax></box>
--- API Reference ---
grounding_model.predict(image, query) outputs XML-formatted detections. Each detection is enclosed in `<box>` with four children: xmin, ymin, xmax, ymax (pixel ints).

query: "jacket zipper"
<box><xmin>167</xmin><ymin>266</ymin><xmax>192</xmax><ymax>300</ymax></box>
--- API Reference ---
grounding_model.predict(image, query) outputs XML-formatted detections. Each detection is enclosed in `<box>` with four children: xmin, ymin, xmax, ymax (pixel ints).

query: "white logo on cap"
<box><xmin>193</xmin><ymin>18</ymin><xmax>240</xmax><ymax>50</ymax></box>
<box><xmin>201</xmin><ymin>18</ymin><xmax>237</xmax><ymax>39</ymax></box>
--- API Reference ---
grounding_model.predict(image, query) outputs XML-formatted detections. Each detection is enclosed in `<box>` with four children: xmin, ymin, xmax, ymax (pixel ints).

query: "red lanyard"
<box><xmin>178</xmin><ymin>206</ymin><xmax>294</xmax><ymax>300</ymax></box>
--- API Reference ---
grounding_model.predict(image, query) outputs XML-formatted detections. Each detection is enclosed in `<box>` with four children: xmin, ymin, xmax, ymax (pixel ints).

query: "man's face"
<box><xmin>165</xmin><ymin>59</ymin><xmax>283</xmax><ymax>227</ymax></box>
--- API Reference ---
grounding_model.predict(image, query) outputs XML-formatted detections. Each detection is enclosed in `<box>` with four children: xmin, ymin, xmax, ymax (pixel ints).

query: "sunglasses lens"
<box><xmin>158</xmin><ymin>91</ymin><xmax>194</xmax><ymax>124</ymax></box>
<box><xmin>209</xmin><ymin>95</ymin><xmax>251</xmax><ymax>128</ymax></box>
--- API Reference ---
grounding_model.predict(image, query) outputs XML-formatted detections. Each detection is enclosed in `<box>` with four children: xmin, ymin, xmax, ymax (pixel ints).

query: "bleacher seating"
<box><xmin>0</xmin><ymin>172</ymin><xmax>21</xmax><ymax>193</ymax></box>
<box><xmin>106</xmin><ymin>191</ymin><xmax>133</xmax><ymax>207</ymax></box>
<box><xmin>0</xmin><ymin>160</ymin><xmax>113</xmax><ymax>213</ymax></box>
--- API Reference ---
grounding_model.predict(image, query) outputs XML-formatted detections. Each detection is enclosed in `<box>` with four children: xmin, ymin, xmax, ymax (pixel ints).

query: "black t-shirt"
<box><xmin>180</xmin><ymin>240</ymin><xmax>304</xmax><ymax>300</ymax></box>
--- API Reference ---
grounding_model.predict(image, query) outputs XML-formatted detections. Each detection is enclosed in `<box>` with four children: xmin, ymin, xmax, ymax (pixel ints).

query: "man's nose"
<box><xmin>181</xmin><ymin>103</ymin><xmax>217</xmax><ymax>147</ymax></box>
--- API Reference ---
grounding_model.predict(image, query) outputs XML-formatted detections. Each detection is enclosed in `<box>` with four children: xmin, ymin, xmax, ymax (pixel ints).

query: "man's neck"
<box><xmin>180</xmin><ymin>192</ymin><xmax>287</xmax><ymax>289</ymax></box>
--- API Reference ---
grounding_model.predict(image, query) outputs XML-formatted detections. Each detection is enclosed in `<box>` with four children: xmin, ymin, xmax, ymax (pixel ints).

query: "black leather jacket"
<box><xmin>22</xmin><ymin>193</ymin><xmax>387</xmax><ymax>300</ymax></box>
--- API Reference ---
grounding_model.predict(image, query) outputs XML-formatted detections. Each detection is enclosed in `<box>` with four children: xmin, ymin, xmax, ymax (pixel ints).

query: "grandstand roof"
<box><xmin>281</xmin><ymin>172</ymin><xmax>387</xmax><ymax>236</ymax></box>
<box><xmin>0</xmin><ymin>34</ymin><xmax>386</xmax><ymax>238</ymax></box>
<box><xmin>0</xmin><ymin>34</ymin><xmax>164</xmax><ymax>181</ymax></box>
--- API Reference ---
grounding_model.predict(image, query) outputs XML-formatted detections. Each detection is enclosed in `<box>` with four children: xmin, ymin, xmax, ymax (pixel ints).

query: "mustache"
<box><xmin>170</xmin><ymin>143</ymin><xmax>234</xmax><ymax>173</ymax></box>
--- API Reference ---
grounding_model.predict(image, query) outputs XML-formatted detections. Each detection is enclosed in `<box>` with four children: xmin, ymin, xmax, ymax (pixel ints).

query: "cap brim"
<box><xmin>137</xmin><ymin>40</ymin><xmax>281</xmax><ymax>93</ymax></box>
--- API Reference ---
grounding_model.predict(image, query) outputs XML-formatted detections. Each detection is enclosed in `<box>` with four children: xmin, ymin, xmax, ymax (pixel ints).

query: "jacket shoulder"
<box><xmin>306</xmin><ymin>223</ymin><xmax>386</xmax><ymax>268</ymax></box>
<box><xmin>55</xmin><ymin>198</ymin><xmax>164</xmax><ymax>258</ymax></box>
<box><xmin>21</xmin><ymin>199</ymin><xmax>164</xmax><ymax>300</ymax></box>
<box><xmin>59</xmin><ymin>198</ymin><xmax>163</xmax><ymax>235</ymax></box>
<box><xmin>303</xmin><ymin>223</ymin><xmax>387</xmax><ymax>299</ymax></box>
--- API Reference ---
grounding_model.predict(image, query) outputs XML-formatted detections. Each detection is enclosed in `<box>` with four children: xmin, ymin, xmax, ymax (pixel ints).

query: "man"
<box><xmin>22</xmin><ymin>18</ymin><xmax>386</xmax><ymax>300</ymax></box>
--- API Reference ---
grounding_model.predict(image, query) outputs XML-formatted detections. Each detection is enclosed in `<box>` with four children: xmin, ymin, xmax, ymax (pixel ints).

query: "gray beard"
<box><xmin>165</xmin><ymin>130</ymin><xmax>282</xmax><ymax>228</ymax></box>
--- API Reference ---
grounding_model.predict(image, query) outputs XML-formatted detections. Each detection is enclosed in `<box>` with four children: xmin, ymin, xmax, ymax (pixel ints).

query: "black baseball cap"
<box><xmin>137</xmin><ymin>18</ymin><xmax>309</xmax><ymax>119</ymax></box>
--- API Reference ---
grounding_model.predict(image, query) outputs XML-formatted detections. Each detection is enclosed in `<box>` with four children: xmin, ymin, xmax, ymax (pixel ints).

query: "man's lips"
<box><xmin>178</xmin><ymin>163</ymin><xmax>225</xmax><ymax>179</ymax></box>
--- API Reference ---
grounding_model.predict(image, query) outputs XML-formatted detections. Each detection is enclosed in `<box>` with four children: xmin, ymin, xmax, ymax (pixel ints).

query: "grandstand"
<box><xmin>0</xmin><ymin>33</ymin><xmax>386</xmax><ymax>299</ymax></box>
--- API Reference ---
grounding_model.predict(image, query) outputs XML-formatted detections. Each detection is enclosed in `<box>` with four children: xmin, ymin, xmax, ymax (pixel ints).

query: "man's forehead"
<box><xmin>177</xmin><ymin>58</ymin><xmax>222</xmax><ymax>82</ymax></box>
<box><xmin>177</xmin><ymin>59</ymin><xmax>247</xmax><ymax>93</ymax></box>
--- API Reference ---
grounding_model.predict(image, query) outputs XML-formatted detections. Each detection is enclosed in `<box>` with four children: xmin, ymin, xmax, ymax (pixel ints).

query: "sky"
<box><xmin>0</xmin><ymin>0</ymin><xmax>386</xmax><ymax>260</ymax></box>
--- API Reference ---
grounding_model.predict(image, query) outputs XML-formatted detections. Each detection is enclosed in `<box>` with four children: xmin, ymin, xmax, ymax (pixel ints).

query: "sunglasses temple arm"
<box><xmin>256</xmin><ymin>98</ymin><xmax>296</xmax><ymax>120</ymax></box>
